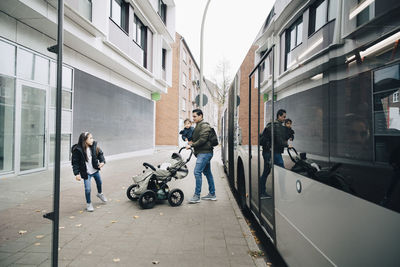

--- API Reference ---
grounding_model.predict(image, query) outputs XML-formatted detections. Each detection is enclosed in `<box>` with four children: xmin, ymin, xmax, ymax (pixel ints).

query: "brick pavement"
<box><xmin>0</xmin><ymin>148</ymin><xmax>267</xmax><ymax>267</ymax></box>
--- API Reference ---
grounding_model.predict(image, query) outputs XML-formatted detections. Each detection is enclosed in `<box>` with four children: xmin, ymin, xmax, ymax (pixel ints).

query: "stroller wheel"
<box><xmin>126</xmin><ymin>184</ymin><xmax>139</xmax><ymax>201</ymax></box>
<box><xmin>139</xmin><ymin>190</ymin><xmax>157</xmax><ymax>209</ymax></box>
<box><xmin>168</xmin><ymin>189</ymin><xmax>184</xmax><ymax>207</ymax></box>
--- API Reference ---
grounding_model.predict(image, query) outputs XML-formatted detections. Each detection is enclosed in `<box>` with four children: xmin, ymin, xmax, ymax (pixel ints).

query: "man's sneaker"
<box><xmin>86</xmin><ymin>203</ymin><xmax>94</xmax><ymax>212</ymax></box>
<box><xmin>188</xmin><ymin>194</ymin><xmax>201</xmax><ymax>204</ymax></box>
<box><xmin>260</xmin><ymin>193</ymin><xmax>272</xmax><ymax>200</ymax></box>
<box><xmin>97</xmin><ymin>193</ymin><xmax>107</xmax><ymax>203</ymax></box>
<box><xmin>201</xmin><ymin>193</ymin><xmax>217</xmax><ymax>201</ymax></box>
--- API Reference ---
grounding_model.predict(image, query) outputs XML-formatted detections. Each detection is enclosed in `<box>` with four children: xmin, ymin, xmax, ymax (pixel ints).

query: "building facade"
<box><xmin>0</xmin><ymin>0</ymin><xmax>175</xmax><ymax>176</ymax></box>
<box><xmin>155</xmin><ymin>32</ymin><xmax>218</xmax><ymax>147</ymax></box>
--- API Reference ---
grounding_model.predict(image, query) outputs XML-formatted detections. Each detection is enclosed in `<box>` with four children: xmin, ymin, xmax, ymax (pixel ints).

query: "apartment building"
<box><xmin>155</xmin><ymin>32</ymin><xmax>218</xmax><ymax>147</ymax></box>
<box><xmin>0</xmin><ymin>0</ymin><xmax>175</xmax><ymax>176</ymax></box>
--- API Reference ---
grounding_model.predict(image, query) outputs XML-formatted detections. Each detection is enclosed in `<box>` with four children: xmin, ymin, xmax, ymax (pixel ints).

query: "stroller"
<box><xmin>126</xmin><ymin>147</ymin><xmax>193</xmax><ymax>209</ymax></box>
<box><xmin>287</xmin><ymin>147</ymin><xmax>355</xmax><ymax>194</ymax></box>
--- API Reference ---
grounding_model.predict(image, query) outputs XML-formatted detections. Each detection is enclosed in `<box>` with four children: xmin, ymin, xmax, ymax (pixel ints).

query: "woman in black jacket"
<box><xmin>71</xmin><ymin>132</ymin><xmax>107</xmax><ymax>212</ymax></box>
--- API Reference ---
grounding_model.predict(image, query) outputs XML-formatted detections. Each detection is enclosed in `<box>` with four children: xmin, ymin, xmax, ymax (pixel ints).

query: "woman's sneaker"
<box><xmin>97</xmin><ymin>193</ymin><xmax>107</xmax><ymax>203</ymax></box>
<box><xmin>201</xmin><ymin>193</ymin><xmax>217</xmax><ymax>201</ymax></box>
<box><xmin>86</xmin><ymin>203</ymin><xmax>94</xmax><ymax>212</ymax></box>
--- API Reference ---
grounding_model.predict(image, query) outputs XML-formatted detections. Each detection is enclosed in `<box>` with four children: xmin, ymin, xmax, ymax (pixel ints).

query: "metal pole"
<box><xmin>200</xmin><ymin>0</ymin><xmax>211</xmax><ymax>108</ymax></box>
<box><xmin>52</xmin><ymin>0</ymin><xmax>63</xmax><ymax>266</ymax></box>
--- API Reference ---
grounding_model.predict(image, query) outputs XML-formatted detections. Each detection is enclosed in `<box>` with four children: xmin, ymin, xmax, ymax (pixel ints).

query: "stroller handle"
<box><xmin>287</xmin><ymin>147</ymin><xmax>298</xmax><ymax>163</ymax></box>
<box><xmin>179</xmin><ymin>147</ymin><xmax>194</xmax><ymax>163</ymax></box>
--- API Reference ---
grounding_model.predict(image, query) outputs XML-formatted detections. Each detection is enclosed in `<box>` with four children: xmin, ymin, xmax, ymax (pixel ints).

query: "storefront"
<box><xmin>0</xmin><ymin>38</ymin><xmax>73</xmax><ymax>176</ymax></box>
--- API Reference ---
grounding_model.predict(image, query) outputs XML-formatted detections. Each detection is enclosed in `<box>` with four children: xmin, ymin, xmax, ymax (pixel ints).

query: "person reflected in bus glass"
<box><xmin>381</xmin><ymin>144</ymin><xmax>400</xmax><ymax>211</ymax></box>
<box><xmin>285</xmin><ymin>118</ymin><xmax>295</xmax><ymax>145</ymax></box>
<box><xmin>344</xmin><ymin>115</ymin><xmax>371</xmax><ymax>160</ymax></box>
<box><xmin>259</xmin><ymin>109</ymin><xmax>288</xmax><ymax>199</ymax></box>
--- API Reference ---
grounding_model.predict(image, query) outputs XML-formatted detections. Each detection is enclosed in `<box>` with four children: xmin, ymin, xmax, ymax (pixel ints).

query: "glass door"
<box><xmin>17</xmin><ymin>81</ymin><xmax>47</xmax><ymax>173</ymax></box>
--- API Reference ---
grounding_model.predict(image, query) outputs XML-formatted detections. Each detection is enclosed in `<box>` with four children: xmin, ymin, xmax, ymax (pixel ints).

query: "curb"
<box><xmin>217</xmin><ymin>160</ymin><xmax>268</xmax><ymax>267</ymax></box>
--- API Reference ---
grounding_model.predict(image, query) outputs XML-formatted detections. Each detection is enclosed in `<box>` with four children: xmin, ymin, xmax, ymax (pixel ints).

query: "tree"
<box><xmin>210</xmin><ymin>58</ymin><xmax>233</xmax><ymax>135</ymax></box>
<box><xmin>212</xmin><ymin>58</ymin><xmax>232</xmax><ymax>107</ymax></box>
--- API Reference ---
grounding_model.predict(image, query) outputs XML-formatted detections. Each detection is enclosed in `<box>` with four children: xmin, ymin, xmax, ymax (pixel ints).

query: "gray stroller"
<box><xmin>126</xmin><ymin>147</ymin><xmax>193</xmax><ymax>209</ymax></box>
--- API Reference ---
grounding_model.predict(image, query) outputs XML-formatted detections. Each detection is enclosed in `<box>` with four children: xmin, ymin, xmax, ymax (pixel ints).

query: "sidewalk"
<box><xmin>0</xmin><ymin>148</ymin><xmax>266</xmax><ymax>267</ymax></box>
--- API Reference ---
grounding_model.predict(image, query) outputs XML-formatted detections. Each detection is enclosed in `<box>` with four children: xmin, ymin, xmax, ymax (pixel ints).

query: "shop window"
<box><xmin>110</xmin><ymin>0</ymin><xmax>129</xmax><ymax>33</ymax></box>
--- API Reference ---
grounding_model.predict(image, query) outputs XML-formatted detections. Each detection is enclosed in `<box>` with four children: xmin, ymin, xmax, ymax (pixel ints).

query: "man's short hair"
<box><xmin>276</xmin><ymin>109</ymin><xmax>286</xmax><ymax>119</ymax></box>
<box><xmin>193</xmin><ymin>109</ymin><xmax>203</xmax><ymax>117</ymax></box>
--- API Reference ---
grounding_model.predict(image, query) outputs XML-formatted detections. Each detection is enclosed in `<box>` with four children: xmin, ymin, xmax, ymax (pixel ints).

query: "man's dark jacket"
<box><xmin>71</xmin><ymin>141</ymin><xmax>105</xmax><ymax>179</ymax></box>
<box><xmin>260</xmin><ymin>121</ymin><xmax>288</xmax><ymax>154</ymax></box>
<box><xmin>191</xmin><ymin>120</ymin><xmax>213</xmax><ymax>156</ymax></box>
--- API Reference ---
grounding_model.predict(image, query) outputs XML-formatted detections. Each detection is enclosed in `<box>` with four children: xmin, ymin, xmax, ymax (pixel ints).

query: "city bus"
<box><xmin>221</xmin><ymin>0</ymin><xmax>400</xmax><ymax>266</ymax></box>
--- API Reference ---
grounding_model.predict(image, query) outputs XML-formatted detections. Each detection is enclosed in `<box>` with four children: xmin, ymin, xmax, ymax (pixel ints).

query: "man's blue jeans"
<box><xmin>84</xmin><ymin>171</ymin><xmax>102</xmax><ymax>204</ymax></box>
<box><xmin>260</xmin><ymin>151</ymin><xmax>284</xmax><ymax>194</ymax></box>
<box><xmin>194</xmin><ymin>153</ymin><xmax>215</xmax><ymax>196</ymax></box>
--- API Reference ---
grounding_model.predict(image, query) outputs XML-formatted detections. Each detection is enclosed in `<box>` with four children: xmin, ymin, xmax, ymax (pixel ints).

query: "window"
<box><xmin>133</xmin><ymin>15</ymin><xmax>148</xmax><ymax>68</ymax></box>
<box><xmin>183</xmin><ymin>50</ymin><xmax>187</xmax><ymax>64</ymax></box>
<box><xmin>356</xmin><ymin>0</ymin><xmax>372</xmax><ymax>27</ymax></box>
<box><xmin>285</xmin><ymin>18</ymin><xmax>303</xmax><ymax>70</ymax></box>
<box><xmin>158</xmin><ymin>0</ymin><xmax>167</xmax><ymax>24</ymax></box>
<box><xmin>78</xmin><ymin>0</ymin><xmax>92</xmax><ymax>21</ymax></box>
<box><xmin>309</xmin><ymin>0</ymin><xmax>336</xmax><ymax>35</ymax></box>
<box><xmin>182</xmin><ymin>98</ymin><xmax>186</xmax><ymax>111</ymax></box>
<box><xmin>182</xmin><ymin>73</ymin><xmax>187</xmax><ymax>87</ymax></box>
<box><xmin>133</xmin><ymin>15</ymin><xmax>146</xmax><ymax>48</ymax></box>
<box><xmin>0</xmin><ymin>40</ymin><xmax>15</xmax><ymax>76</ymax></box>
<box><xmin>110</xmin><ymin>0</ymin><xmax>129</xmax><ymax>33</ymax></box>
<box><xmin>162</xmin><ymin>49</ymin><xmax>167</xmax><ymax>70</ymax></box>
<box><xmin>394</xmin><ymin>91</ymin><xmax>399</xmax><ymax>103</ymax></box>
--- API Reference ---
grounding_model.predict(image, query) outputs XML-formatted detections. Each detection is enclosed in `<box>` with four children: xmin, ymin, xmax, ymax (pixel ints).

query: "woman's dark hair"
<box><xmin>193</xmin><ymin>109</ymin><xmax>203</xmax><ymax>117</ymax></box>
<box><xmin>78</xmin><ymin>132</ymin><xmax>90</xmax><ymax>161</ymax></box>
<box><xmin>285</xmin><ymin>118</ymin><xmax>292</xmax><ymax>124</ymax></box>
<box><xmin>184</xmin><ymin>118</ymin><xmax>191</xmax><ymax>124</ymax></box>
<box><xmin>276</xmin><ymin>109</ymin><xmax>286</xmax><ymax>119</ymax></box>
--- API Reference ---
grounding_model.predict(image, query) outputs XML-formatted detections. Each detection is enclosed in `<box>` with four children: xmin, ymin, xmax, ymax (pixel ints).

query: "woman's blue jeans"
<box><xmin>83</xmin><ymin>171</ymin><xmax>102</xmax><ymax>204</ymax></box>
<box><xmin>194</xmin><ymin>152</ymin><xmax>215</xmax><ymax>196</ymax></box>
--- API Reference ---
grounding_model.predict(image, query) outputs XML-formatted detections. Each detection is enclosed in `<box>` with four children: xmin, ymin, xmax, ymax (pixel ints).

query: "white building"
<box><xmin>0</xmin><ymin>0</ymin><xmax>175</xmax><ymax>176</ymax></box>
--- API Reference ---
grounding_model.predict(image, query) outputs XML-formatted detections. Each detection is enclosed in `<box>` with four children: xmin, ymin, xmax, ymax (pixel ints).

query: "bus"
<box><xmin>221</xmin><ymin>0</ymin><xmax>400</xmax><ymax>266</ymax></box>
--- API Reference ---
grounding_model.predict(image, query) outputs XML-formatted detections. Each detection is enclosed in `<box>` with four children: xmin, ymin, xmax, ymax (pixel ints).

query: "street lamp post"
<box><xmin>199</xmin><ymin>0</ymin><xmax>211</xmax><ymax>108</ymax></box>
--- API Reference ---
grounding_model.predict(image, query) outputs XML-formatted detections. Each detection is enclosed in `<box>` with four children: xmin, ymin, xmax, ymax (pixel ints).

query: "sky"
<box><xmin>174</xmin><ymin>0</ymin><xmax>274</xmax><ymax>81</ymax></box>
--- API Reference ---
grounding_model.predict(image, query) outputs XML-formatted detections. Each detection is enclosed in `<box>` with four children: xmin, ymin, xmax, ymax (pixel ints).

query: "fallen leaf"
<box><xmin>69</xmin><ymin>216</ymin><xmax>75</xmax><ymax>219</ymax></box>
<box><xmin>246</xmin><ymin>193</ymin><xmax>249</xmax><ymax>197</ymax></box>
<box><xmin>113</xmin><ymin>258</ymin><xmax>120</xmax><ymax>262</ymax></box>
<box><xmin>122</xmin><ymin>187</ymin><xmax>126</xmax><ymax>189</ymax></box>
<box><xmin>59</xmin><ymin>226</ymin><xmax>65</xmax><ymax>229</ymax></box>
<box><xmin>133</xmin><ymin>216</ymin><xmax>139</xmax><ymax>219</ymax></box>
<box><xmin>152</xmin><ymin>261</ymin><xmax>160</xmax><ymax>264</ymax></box>
<box><xmin>34</xmin><ymin>243</ymin><xmax>41</xmax><ymax>246</ymax></box>
<box><xmin>111</xmin><ymin>220</ymin><xmax>117</xmax><ymax>223</ymax></box>
<box><xmin>58</xmin><ymin>248</ymin><xmax>61</xmax><ymax>251</ymax></box>
<box><xmin>35</xmin><ymin>210</ymin><xmax>41</xmax><ymax>212</ymax></box>
<box><xmin>116</xmin><ymin>199</ymin><xmax>120</xmax><ymax>202</ymax></box>
<box><xmin>19</xmin><ymin>230</ymin><xmax>27</xmax><ymax>235</ymax></box>
<box><xmin>159</xmin><ymin>213</ymin><xmax>163</xmax><ymax>216</ymax></box>
<box><xmin>36</xmin><ymin>235</ymin><xmax>44</xmax><ymax>239</ymax></box>
<box><xmin>267</xmin><ymin>263</ymin><xmax>272</xmax><ymax>266</ymax></box>
<box><xmin>96</xmin><ymin>206</ymin><xmax>101</xmax><ymax>209</ymax></box>
<box><xmin>88</xmin><ymin>251</ymin><xmax>92</xmax><ymax>255</ymax></box>
<box><xmin>75</xmin><ymin>224</ymin><xmax>82</xmax><ymax>227</ymax></box>
<box><xmin>79</xmin><ymin>211</ymin><xmax>83</xmax><ymax>213</ymax></box>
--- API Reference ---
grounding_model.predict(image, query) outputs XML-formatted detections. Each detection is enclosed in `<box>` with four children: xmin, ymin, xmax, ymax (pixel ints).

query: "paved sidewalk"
<box><xmin>0</xmin><ymin>148</ymin><xmax>266</xmax><ymax>267</ymax></box>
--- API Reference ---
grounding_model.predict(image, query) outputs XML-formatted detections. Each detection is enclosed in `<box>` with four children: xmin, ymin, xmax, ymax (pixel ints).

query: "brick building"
<box><xmin>156</xmin><ymin>32</ymin><xmax>218</xmax><ymax>146</ymax></box>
